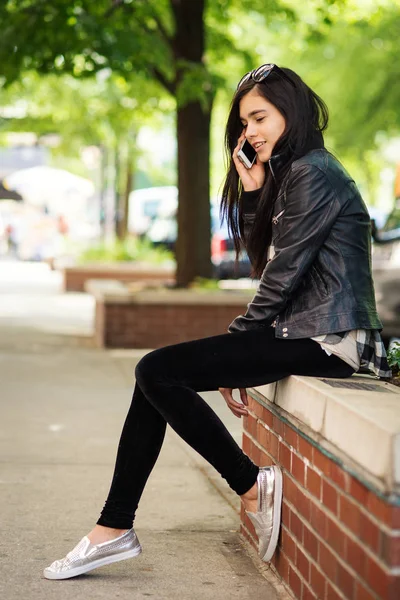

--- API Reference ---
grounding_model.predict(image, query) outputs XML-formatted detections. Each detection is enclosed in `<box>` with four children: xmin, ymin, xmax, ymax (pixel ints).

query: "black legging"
<box><xmin>97</xmin><ymin>326</ymin><xmax>354</xmax><ymax>529</ymax></box>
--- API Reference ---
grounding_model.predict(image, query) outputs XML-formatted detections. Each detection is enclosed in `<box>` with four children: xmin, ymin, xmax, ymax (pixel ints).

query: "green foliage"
<box><xmin>78</xmin><ymin>236</ymin><xmax>174</xmax><ymax>265</ymax></box>
<box><xmin>388</xmin><ymin>342</ymin><xmax>400</xmax><ymax>376</ymax></box>
<box><xmin>3</xmin><ymin>1</ymin><xmax>399</xmax><ymax>157</ymax></box>
<box><xmin>175</xmin><ymin>61</ymin><xmax>217</xmax><ymax>112</ymax></box>
<box><xmin>0</xmin><ymin>0</ymin><xmax>304</xmax><ymax>103</ymax></box>
<box><xmin>190</xmin><ymin>277</ymin><xmax>221</xmax><ymax>291</ymax></box>
<box><xmin>278</xmin><ymin>1</ymin><xmax>400</xmax><ymax>159</ymax></box>
<box><xmin>0</xmin><ymin>71</ymin><xmax>173</xmax><ymax>149</ymax></box>
<box><xmin>0</xmin><ymin>0</ymin><xmax>347</xmax><ymax>286</ymax></box>
<box><xmin>0</xmin><ymin>1</ymin><xmax>173</xmax><ymax>86</ymax></box>
<box><xmin>3</xmin><ymin>0</ymin><xmax>400</xmax><ymax>265</ymax></box>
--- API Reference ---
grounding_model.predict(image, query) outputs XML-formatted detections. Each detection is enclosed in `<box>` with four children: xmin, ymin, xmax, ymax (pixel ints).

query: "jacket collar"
<box><xmin>268</xmin><ymin>134</ymin><xmax>325</xmax><ymax>182</ymax></box>
<box><xmin>268</xmin><ymin>152</ymin><xmax>289</xmax><ymax>183</ymax></box>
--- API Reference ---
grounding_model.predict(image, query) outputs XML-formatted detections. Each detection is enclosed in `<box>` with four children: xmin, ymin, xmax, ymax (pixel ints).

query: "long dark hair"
<box><xmin>221</xmin><ymin>67</ymin><xmax>329</xmax><ymax>278</ymax></box>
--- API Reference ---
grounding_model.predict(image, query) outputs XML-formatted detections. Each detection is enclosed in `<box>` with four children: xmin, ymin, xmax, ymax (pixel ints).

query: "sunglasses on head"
<box><xmin>236</xmin><ymin>63</ymin><xmax>295</xmax><ymax>90</ymax></box>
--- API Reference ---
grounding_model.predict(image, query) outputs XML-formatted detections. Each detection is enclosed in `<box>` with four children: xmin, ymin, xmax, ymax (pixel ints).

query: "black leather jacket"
<box><xmin>228</xmin><ymin>148</ymin><xmax>383</xmax><ymax>338</ymax></box>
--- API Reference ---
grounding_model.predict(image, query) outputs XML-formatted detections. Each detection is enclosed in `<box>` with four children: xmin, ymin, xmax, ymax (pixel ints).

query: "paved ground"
<box><xmin>0</xmin><ymin>261</ymin><xmax>285</xmax><ymax>600</ymax></box>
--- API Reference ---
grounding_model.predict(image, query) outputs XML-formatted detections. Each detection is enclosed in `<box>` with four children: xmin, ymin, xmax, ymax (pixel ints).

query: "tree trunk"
<box><xmin>99</xmin><ymin>145</ymin><xmax>107</xmax><ymax>238</ymax></box>
<box><xmin>171</xmin><ymin>0</ymin><xmax>213</xmax><ymax>287</ymax></box>
<box><xmin>176</xmin><ymin>100</ymin><xmax>213</xmax><ymax>286</ymax></box>
<box><xmin>121</xmin><ymin>149</ymin><xmax>134</xmax><ymax>240</ymax></box>
<box><xmin>114</xmin><ymin>144</ymin><xmax>122</xmax><ymax>239</ymax></box>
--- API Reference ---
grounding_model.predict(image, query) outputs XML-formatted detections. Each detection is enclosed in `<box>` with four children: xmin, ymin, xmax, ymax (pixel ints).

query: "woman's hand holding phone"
<box><xmin>232</xmin><ymin>132</ymin><xmax>265</xmax><ymax>191</ymax></box>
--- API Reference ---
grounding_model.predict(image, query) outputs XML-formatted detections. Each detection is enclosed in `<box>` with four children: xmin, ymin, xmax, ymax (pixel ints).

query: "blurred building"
<box><xmin>0</xmin><ymin>144</ymin><xmax>48</xmax><ymax>181</ymax></box>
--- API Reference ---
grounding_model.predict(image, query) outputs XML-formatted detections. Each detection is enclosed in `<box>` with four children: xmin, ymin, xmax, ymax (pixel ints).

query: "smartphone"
<box><xmin>237</xmin><ymin>139</ymin><xmax>257</xmax><ymax>169</ymax></box>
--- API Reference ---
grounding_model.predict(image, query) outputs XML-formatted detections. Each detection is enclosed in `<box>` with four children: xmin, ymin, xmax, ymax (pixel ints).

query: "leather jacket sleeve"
<box><xmin>228</xmin><ymin>164</ymin><xmax>342</xmax><ymax>332</ymax></box>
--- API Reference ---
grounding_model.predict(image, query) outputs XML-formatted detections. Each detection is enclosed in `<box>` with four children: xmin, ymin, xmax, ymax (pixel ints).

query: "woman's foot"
<box><xmin>87</xmin><ymin>525</ymin><xmax>129</xmax><ymax>545</ymax></box>
<box><xmin>43</xmin><ymin>527</ymin><xmax>141</xmax><ymax>580</ymax></box>
<box><xmin>240</xmin><ymin>481</ymin><xmax>259</xmax><ymax>514</ymax></box>
<box><xmin>241</xmin><ymin>466</ymin><xmax>283</xmax><ymax>562</ymax></box>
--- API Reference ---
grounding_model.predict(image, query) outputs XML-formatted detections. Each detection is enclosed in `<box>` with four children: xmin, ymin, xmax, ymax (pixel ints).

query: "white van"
<box><xmin>128</xmin><ymin>186</ymin><xmax>177</xmax><ymax>236</ymax></box>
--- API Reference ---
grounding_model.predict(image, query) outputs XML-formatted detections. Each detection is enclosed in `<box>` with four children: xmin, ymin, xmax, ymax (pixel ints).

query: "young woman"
<box><xmin>44</xmin><ymin>64</ymin><xmax>391</xmax><ymax>580</ymax></box>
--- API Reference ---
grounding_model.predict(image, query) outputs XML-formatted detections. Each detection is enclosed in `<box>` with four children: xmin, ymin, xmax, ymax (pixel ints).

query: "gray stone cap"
<box><xmin>84</xmin><ymin>279</ymin><xmax>254</xmax><ymax>306</ymax></box>
<box><xmin>65</xmin><ymin>261</ymin><xmax>175</xmax><ymax>274</ymax></box>
<box><xmin>251</xmin><ymin>374</ymin><xmax>400</xmax><ymax>497</ymax></box>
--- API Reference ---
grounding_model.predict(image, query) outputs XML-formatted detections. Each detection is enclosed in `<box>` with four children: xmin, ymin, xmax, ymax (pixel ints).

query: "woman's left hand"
<box><xmin>219</xmin><ymin>387</ymin><xmax>249</xmax><ymax>418</ymax></box>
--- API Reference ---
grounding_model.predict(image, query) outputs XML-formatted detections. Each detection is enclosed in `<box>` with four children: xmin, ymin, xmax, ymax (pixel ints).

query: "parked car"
<box><xmin>128</xmin><ymin>186</ymin><xmax>177</xmax><ymax>237</ymax></box>
<box><xmin>371</xmin><ymin>200</ymin><xmax>400</xmax><ymax>342</ymax></box>
<box><xmin>366</xmin><ymin>205</ymin><xmax>388</xmax><ymax>230</ymax></box>
<box><xmin>145</xmin><ymin>210</ymin><xmax>177</xmax><ymax>251</ymax></box>
<box><xmin>211</xmin><ymin>217</ymin><xmax>251</xmax><ymax>279</ymax></box>
<box><xmin>146</xmin><ymin>206</ymin><xmax>251</xmax><ymax>279</ymax></box>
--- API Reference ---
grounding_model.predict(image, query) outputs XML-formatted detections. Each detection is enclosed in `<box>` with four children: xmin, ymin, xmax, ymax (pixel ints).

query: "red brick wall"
<box><xmin>241</xmin><ymin>394</ymin><xmax>400</xmax><ymax>600</ymax></box>
<box><xmin>95</xmin><ymin>301</ymin><xmax>244</xmax><ymax>347</ymax></box>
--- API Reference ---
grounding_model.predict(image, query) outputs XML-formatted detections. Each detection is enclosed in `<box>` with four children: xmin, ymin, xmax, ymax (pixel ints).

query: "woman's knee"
<box><xmin>135</xmin><ymin>352</ymin><xmax>153</xmax><ymax>388</ymax></box>
<box><xmin>134</xmin><ymin>347</ymin><xmax>169</xmax><ymax>389</ymax></box>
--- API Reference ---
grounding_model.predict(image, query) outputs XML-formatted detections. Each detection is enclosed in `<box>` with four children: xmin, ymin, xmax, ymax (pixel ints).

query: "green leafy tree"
<box><xmin>0</xmin><ymin>71</ymin><xmax>174</xmax><ymax>238</ymax></box>
<box><xmin>0</xmin><ymin>0</ymin><xmax>342</xmax><ymax>285</ymax></box>
<box><xmin>284</xmin><ymin>3</ymin><xmax>400</xmax><ymax>152</ymax></box>
<box><xmin>276</xmin><ymin>1</ymin><xmax>400</xmax><ymax>202</ymax></box>
<box><xmin>0</xmin><ymin>0</ymin><xmax>213</xmax><ymax>285</ymax></box>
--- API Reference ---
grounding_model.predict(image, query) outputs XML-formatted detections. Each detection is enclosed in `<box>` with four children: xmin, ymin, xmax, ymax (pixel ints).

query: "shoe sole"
<box><xmin>260</xmin><ymin>466</ymin><xmax>283</xmax><ymax>562</ymax></box>
<box><xmin>43</xmin><ymin>545</ymin><xmax>142</xmax><ymax>580</ymax></box>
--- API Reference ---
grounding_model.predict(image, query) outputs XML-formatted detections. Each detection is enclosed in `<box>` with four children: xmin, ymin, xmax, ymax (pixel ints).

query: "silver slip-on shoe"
<box><xmin>43</xmin><ymin>528</ymin><xmax>142</xmax><ymax>580</ymax></box>
<box><xmin>246</xmin><ymin>466</ymin><xmax>283</xmax><ymax>562</ymax></box>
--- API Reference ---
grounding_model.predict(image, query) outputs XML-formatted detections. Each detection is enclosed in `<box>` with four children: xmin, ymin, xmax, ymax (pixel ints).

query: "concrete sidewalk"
<box><xmin>0</xmin><ymin>262</ymin><xmax>285</xmax><ymax>599</ymax></box>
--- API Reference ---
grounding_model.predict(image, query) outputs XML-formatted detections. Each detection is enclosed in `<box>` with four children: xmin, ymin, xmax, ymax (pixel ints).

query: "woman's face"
<box><xmin>239</xmin><ymin>88</ymin><xmax>286</xmax><ymax>162</ymax></box>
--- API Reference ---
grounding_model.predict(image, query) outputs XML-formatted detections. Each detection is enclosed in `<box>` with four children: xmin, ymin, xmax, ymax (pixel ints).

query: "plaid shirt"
<box><xmin>315</xmin><ymin>330</ymin><xmax>392</xmax><ymax>378</ymax></box>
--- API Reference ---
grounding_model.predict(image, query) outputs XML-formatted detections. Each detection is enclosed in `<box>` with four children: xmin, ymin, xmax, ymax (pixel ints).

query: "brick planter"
<box><xmin>62</xmin><ymin>262</ymin><xmax>175</xmax><ymax>292</ymax></box>
<box><xmin>241</xmin><ymin>377</ymin><xmax>400</xmax><ymax>600</ymax></box>
<box><xmin>86</xmin><ymin>279</ymin><xmax>254</xmax><ymax>348</ymax></box>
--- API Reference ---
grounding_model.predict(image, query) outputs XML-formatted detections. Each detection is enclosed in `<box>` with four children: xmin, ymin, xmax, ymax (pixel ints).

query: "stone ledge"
<box><xmin>84</xmin><ymin>279</ymin><xmax>254</xmax><ymax>306</ymax></box>
<box><xmin>62</xmin><ymin>262</ymin><xmax>175</xmax><ymax>292</ymax></box>
<box><xmin>66</xmin><ymin>261</ymin><xmax>175</xmax><ymax>273</ymax></box>
<box><xmin>85</xmin><ymin>279</ymin><xmax>253</xmax><ymax>349</ymax></box>
<box><xmin>84</xmin><ymin>279</ymin><xmax>132</xmax><ymax>302</ymax></box>
<box><xmin>251</xmin><ymin>374</ymin><xmax>400</xmax><ymax>496</ymax></box>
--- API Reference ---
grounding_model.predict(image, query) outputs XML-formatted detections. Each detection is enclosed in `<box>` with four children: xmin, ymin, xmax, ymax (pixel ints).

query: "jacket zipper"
<box><xmin>272</xmin><ymin>209</ymin><xmax>285</xmax><ymax>225</ymax></box>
